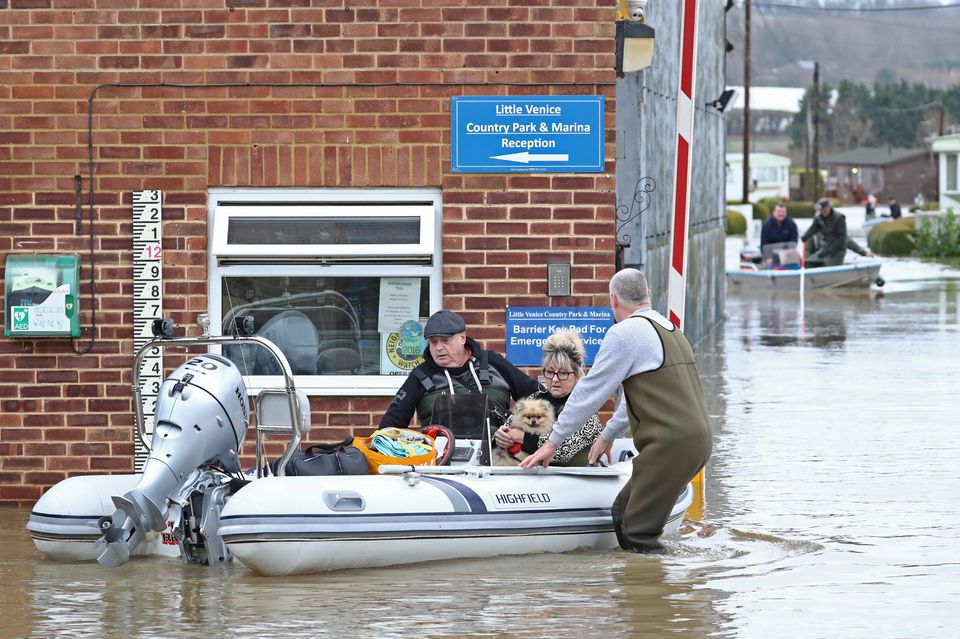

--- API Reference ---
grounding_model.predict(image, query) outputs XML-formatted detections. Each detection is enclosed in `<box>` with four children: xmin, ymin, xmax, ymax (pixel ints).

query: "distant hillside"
<box><xmin>726</xmin><ymin>3</ymin><xmax>960</xmax><ymax>89</ymax></box>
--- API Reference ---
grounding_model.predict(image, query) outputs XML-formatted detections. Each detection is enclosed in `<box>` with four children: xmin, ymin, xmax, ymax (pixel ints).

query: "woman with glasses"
<box><xmin>493</xmin><ymin>329</ymin><xmax>603</xmax><ymax>466</ymax></box>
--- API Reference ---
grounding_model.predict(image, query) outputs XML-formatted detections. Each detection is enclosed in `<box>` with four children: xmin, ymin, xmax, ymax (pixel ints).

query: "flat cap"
<box><xmin>423</xmin><ymin>310</ymin><xmax>466</xmax><ymax>338</ymax></box>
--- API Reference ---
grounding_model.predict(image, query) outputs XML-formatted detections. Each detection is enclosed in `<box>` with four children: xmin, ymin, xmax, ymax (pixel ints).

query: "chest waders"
<box><xmin>612</xmin><ymin>317</ymin><xmax>713</xmax><ymax>552</ymax></box>
<box><xmin>413</xmin><ymin>350</ymin><xmax>511</xmax><ymax>428</ymax></box>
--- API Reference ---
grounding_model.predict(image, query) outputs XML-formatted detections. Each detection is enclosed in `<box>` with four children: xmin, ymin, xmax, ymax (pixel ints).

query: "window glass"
<box><xmin>947</xmin><ymin>153</ymin><xmax>958</xmax><ymax>192</ymax></box>
<box><xmin>753</xmin><ymin>166</ymin><xmax>780</xmax><ymax>183</ymax></box>
<box><xmin>220</xmin><ymin>276</ymin><xmax>429</xmax><ymax>376</ymax></box>
<box><xmin>226</xmin><ymin>216</ymin><xmax>421</xmax><ymax>245</ymax></box>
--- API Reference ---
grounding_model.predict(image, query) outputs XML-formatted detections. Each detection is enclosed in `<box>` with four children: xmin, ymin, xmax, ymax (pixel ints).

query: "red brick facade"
<box><xmin>0</xmin><ymin>0</ymin><xmax>618</xmax><ymax>505</ymax></box>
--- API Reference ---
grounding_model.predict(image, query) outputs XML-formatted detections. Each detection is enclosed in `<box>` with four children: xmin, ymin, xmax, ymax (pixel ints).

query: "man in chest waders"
<box><xmin>521</xmin><ymin>269</ymin><xmax>713</xmax><ymax>551</ymax></box>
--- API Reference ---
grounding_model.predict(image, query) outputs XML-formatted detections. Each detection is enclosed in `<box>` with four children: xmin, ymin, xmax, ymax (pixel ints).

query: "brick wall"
<box><xmin>0</xmin><ymin>0</ymin><xmax>618</xmax><ymax>506</ymax></box>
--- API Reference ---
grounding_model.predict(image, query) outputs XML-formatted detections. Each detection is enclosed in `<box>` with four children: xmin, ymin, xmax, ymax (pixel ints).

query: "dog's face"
<box><xmin>510</xmin><ymin>398</ymin><xmax>555</xmax><ymax>436</ymax></box>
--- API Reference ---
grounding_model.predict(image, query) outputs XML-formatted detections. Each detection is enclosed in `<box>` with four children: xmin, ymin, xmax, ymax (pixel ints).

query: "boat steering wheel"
<box><xmin>422</xmin><ymin>425</ymin><xmax>455</xmax><ymax>466</ymax></box>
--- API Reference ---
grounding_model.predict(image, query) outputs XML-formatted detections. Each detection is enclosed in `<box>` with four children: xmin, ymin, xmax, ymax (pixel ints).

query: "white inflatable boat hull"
<box><xmin>27</xmin><ymin>457</ymin><xmax>693</xmax><ymax>573</ymax></box>
<box><xmin>219</xmin><ymin>464</ymin><xmax>693</xmax><ymax>576</ymax></box>
<box><xmin>27</xmin><ymin>474</ymin><xmax>180</xmax><ymax>561</ymax></box>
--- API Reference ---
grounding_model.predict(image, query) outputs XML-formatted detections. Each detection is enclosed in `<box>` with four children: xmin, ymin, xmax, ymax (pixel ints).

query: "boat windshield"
<box><xmin>761</xmin><ymin>241</ymin><xmax>801</xmax><ymax>269</ymax></box>
<box><xmin>430</xmin><ymin>394</ymin><xmax>489</xmax><ymax>439</ymax></box>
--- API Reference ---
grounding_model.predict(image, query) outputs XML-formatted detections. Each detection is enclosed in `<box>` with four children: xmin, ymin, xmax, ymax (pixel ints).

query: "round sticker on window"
<box><xmin>385</xmin><ymin>319</ymin><xmax>426</xmax><ymax>372</ymax></box>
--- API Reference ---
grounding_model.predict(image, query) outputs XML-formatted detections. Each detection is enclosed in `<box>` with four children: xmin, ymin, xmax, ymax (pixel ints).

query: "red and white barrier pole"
<box><xmin>667</xmin><ymin>0</ymin><xmax>699</xmax><ymax>331</ymax></box>
<box><xmin>667</xmin><ymin>0</ymin><xmax>705</xmax><ymax>520</ymax></box>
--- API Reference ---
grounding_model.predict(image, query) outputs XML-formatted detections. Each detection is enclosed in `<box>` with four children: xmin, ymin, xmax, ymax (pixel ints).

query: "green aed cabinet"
<box><xmin>4</xmin><ymin>254</ymin><xmax>81</xmax><ymax>338</ymax></box>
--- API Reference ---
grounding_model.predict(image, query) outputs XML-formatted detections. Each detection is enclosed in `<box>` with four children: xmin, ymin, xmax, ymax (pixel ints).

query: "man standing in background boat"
<box><xmin>802</xmin><ymin>198</ymin><xmax>874</xmax><ymax>268</ymax></box>
<box><xmin>521</xmin><ymin>269</ymin><xmax>713</xmax><ymax>552</ymax></box>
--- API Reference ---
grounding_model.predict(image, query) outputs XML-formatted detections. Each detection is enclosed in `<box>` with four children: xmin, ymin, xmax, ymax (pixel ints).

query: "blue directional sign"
<box><xmin>451</xmin><ymin>96</ymin><xmax>604</xmax><ymax>173</ymax></box>
<box><xmin>505</xmin><ymin>306</ymin><xmax>614</xmax><ymax>366</ymax></box>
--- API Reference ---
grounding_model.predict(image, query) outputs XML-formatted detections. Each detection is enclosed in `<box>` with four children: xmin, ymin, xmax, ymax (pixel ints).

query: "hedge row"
<box><xmin>726</xmin><ymin>209</ymin><xmax>747</xmax><ymax>235</ymax></box>
<box><xmin>867</xmin><ymin>216</ymin><xmax>917</xmax><ymax>256</ymax></box>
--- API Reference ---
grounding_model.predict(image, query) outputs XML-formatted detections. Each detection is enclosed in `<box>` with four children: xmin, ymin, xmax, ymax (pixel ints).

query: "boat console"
<box><xmin>428</xmin><ymin>393</ymin><xmax>498</xmax><ymax>466</ymax></box>
<box><xmin>449</xmin><ymin>442</ymin><xmax>481</xmax><ymax>464</ymax></box>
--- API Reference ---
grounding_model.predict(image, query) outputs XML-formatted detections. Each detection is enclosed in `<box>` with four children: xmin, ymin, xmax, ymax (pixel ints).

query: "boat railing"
<box><xmin>378</xmin><ymin>464</ymin><xmax>626</xmax><ymax>478</ymax></box>
<box><xmin>131</xmin><ymin>315</ymin><xmax>305</xmax><ymax>477</ymax></box>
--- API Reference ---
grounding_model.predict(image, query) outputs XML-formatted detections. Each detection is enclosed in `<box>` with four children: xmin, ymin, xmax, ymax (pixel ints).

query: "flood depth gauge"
<box><xmin>132</xmin><ymin>190</ymin><xmax>163</xmax><ymax>470</ymax></box>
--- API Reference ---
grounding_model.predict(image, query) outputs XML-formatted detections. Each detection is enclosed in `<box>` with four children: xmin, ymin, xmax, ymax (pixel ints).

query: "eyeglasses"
<box><xmin>542</xmin><ymin>369</ymin><xmax>574</xmax><ymax>380</ymax></box>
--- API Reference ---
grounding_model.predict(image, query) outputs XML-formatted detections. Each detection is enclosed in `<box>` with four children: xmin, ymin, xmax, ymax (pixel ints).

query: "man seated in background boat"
<box><xmin>493</xmin><ymin>329</ymin><xmax>603</xmax><ymax>466</ymax></box>
<box><xmin>802</xmin><ymin>198</ymin><xmax>874</xmax><ymax>268</ymax></box>
<box><xmin>759</xmin><ymin>203</ymin><xmax>799</xmax><ymax>268</ymax></box>
<box><xmin>378</xmin><ymin>309</ymin><xmax>540</xmax><ymax>431</ymax></box>
<box><xmin>521</xmin><ymin>269</ymin><xmax>713</xmax><ymax>552</ymax></box>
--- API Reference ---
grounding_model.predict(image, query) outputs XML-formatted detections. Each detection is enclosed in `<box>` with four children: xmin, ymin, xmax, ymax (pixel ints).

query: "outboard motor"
<box><xmin>96</xmin><ymin>354</ymin><xmax>249</xmax><ymax>567</ymax></box>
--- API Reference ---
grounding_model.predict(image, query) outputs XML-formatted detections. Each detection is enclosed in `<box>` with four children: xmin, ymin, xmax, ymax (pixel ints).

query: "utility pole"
<box><xmin>812</xmin><ymin>61</ymin><xmax>820</xmax><ymax>200</ymax></box>
<box><xmin>741</xmin><ymin>0</ymin><xmax>751</xmax><ymax>205</ymax></box>
<box><xmin>804</xmin><ymin>100</ymin><xmax>810</xmax><ymax>201</ymax></box>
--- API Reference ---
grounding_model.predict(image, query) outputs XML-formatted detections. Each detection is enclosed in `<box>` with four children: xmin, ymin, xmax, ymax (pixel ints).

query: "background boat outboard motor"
<box><xmin>97</xmin><ymin>354</ymin><xmax>249</xmax><ymax>567</ymax></box>
<box><xmin>739</xmin><ymin>246</ymin><xmax>763</xmax><ymax>265</ymax></box>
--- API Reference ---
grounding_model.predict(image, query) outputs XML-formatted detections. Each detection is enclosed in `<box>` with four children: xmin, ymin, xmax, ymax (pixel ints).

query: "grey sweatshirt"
<box><xmin>546</xmin><ymin>308</ymin><xmax>670</xmax><ymax>446</ymax></box>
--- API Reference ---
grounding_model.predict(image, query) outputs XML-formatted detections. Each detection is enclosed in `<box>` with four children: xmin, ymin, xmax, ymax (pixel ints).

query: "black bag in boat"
<box><xmin>270</xmin><ymin>438</ymin><xmax>369</xmax><ymax>476</ymax></box>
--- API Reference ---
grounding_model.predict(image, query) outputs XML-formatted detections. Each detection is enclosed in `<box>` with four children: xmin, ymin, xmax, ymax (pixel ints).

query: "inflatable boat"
<box><xmin>26</xmin><ymin>320</ymin><xmax>694</xmax><ymax>575</ymax></box>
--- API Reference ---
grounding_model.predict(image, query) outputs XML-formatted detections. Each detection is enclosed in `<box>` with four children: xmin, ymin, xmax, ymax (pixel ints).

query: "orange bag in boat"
<box><xmin>352</xmin><ymin>427</ymin><xmax>436</xmax><ymax>474</ymax></box>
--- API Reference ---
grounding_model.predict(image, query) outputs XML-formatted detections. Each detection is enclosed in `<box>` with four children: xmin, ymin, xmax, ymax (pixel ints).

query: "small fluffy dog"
<box><xmin>491</xmin><ymin>397</ymin><xmax>555</xmax><ymax>466</ymax></box>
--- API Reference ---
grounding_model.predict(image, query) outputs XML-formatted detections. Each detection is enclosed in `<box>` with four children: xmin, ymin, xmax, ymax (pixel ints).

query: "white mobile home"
<box><xmin>726</xmin><ymin>152</ymin><xmax>791</xmax><ymax>203</ymax></box>
<box><xmin>932</xmin><ymin>133</ymin><xmax>960</xmax><ymax>210</ymax></box>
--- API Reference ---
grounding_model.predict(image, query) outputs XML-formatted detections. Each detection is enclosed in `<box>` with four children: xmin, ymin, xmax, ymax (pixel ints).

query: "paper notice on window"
<box><xmin>378</xmin><ymin>278</ymin><xmax>421</xmax><ymax>333</ymax></box>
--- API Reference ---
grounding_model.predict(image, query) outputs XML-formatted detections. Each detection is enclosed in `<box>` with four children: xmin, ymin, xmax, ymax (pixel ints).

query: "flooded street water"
<box><xmin>3</xmin><ymin>247</ymin><xmax>960</xmax><ymax>638</ymax></box>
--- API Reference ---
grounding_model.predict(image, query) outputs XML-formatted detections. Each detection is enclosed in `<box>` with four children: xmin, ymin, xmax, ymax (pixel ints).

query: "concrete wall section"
<box><xmin>616</xmin><ymin>1</ymin><xmax>727</xmax><ymax>345</ymax></box>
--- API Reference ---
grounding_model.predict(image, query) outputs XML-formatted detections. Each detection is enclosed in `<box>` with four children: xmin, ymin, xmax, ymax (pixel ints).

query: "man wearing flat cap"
<box><xmin>801</xmin><ymin>198</ymin><xmax>873</xmax><ymax>267</ymax></box>
<box><xmin>378</xmin><ymin>309</ymin><xmax>539</xmax><ymax>430</ymax></box>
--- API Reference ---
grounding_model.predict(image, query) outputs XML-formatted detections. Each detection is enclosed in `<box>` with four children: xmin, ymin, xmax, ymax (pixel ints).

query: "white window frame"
<box><xmin>208</xmin><ymin>187</ymin><xmax>443</xmax><ymax>396</ymax></box>
<box><xmin>942</xmin><ymin>152</ymin><xmax>958</xmax><ymax>194</ymax></box>
<box><xmin>210</xmin><ymin>204</ymin><xmax>436</xmax><ymax>260</ymax></box>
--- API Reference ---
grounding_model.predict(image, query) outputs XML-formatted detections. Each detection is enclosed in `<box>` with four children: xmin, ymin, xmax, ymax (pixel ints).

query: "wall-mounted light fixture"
<box><xmin>707</xmin><ymin>89</ymin><xmax>738</xmax><ymax>113</ymax></box>
<box><xmin>615</xmin><ymin>1</ymin><xmax>655</xmax><ymax>77</ymax></box>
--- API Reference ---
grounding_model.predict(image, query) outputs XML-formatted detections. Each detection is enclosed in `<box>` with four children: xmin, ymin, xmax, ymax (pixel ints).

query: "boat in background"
<box><xmin>729</xmin><ymin>242</ymin><xmax>883</xmax><ymax>292</ymax></box>
<box><xmin>727</xmin><ymin>260</ymin><xmax>883</xmax><ymax>292</ymax></box>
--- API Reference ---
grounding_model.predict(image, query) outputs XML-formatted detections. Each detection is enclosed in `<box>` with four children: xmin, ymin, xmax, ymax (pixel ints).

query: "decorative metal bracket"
<box><xmin>616</xmin><ymin>176</ymin><xmax>655</xmax><ymax>270</ymax></box>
